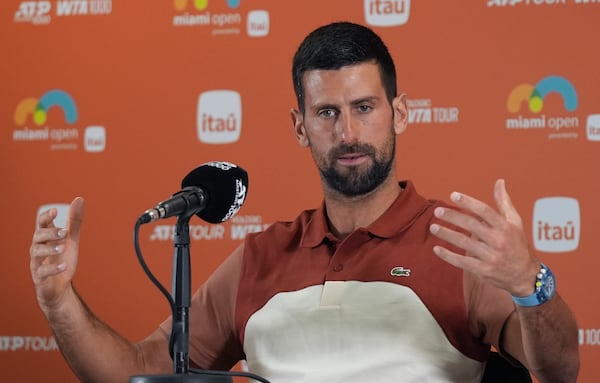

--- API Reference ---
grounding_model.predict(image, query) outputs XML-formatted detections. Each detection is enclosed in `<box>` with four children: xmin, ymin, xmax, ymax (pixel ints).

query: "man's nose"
<box><xmin>337</xmin><ymin>113</ymin><xmax>359</xmax><ymax>143</ymax></box>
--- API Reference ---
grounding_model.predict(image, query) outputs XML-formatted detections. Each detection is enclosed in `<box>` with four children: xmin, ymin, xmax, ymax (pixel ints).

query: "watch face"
<box><xmin>543</xmin><ymin>275</ymin><xmax>556</xmax><ymax>297</ymax></box>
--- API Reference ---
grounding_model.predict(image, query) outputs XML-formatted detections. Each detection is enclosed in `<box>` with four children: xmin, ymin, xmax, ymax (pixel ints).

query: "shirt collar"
<box><xmin>300</xmin><ymin>181</ymin><xmax>429</xmax><ymax>248</ymax></box>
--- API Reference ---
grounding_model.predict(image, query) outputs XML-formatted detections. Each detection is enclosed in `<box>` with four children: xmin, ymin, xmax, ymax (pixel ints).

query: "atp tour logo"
<box><xmin>14</xmin><ymin>1</ymin><xmax>51</xmax><ymax>24</ymax></box>
<box><xmin>13</xmin><ymin>0</ymin><xmax>112</xmax><ymax>24</ymax></box>
<box><xmin>505</xmin><ymin>75</ymin><xmax>580</xmax><ymax>139</ymax></box>
<box><xmin>364</xmin><ymin>0</ymin><xmax>410</xmax><ymax>27</ymax></box>
<box><xmin>532</xmin><ymin>197</ymin><xmax>580</xmax><ymax>253</ymax></box>
<box><xmin>0</xmin><ymin>336</ymin><xmax>58</xmax><ymax>352</ymax></box>
<box><xmin>149</xmin><ymin>215</ymin><xmax>269</xmax><ymax>242</ymax></box>
<box><xmin>13</xmin><ymin>89</ymin><xmax>106</xmax><ymax>152</ymax></box>
<box><xmin>197</xmin><ymin>90</ymin><xmax>242</xmax><ymax>144</ymax></box>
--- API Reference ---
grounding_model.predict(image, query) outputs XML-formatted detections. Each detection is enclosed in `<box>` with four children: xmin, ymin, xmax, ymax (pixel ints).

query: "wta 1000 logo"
<box><xmin>13</xmin><ymin>89</ymin><xmax>105</xmax><ymax>152</ymax></box>
<box><xmin>505</xmin><ymin>75</ymin><xmax>580</xmax><ymax>139</ymax></box>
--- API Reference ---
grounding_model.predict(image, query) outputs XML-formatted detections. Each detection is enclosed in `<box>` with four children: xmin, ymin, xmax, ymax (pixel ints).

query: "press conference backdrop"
<box><xmin>1</xmin><ymin>0</ymin><xmax>598</xmax><ymax>381</ymax></box>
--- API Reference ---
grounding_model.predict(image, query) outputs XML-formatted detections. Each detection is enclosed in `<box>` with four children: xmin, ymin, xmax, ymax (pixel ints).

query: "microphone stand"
<box><xmin>172</xmin><ymin>212</ymin><xmax>192</xmax><ymax>374</ymax></box>
<box><xmin>129</xmin><ymin>213</ymin><xmax>232</xmax><ymax>383</ymax></box>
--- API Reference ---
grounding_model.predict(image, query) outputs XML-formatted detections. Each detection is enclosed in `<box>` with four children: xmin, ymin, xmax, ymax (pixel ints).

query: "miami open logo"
<box><xmin>174</xmin><ymin>0</ymin><xmax>240</xmax><ymax>11</ymax></box>
<box><xmin>15</xmin><ymin>89</ymin><xmax>78</xmax><ymax>127</ymax></box>
<box><xmin>13</xmin><ymin>89</ymin><xmax>105</xmax><ymax>152</ymax></box>
<box><xmin>505</xmin><ymin>75</ymin><xmax>580</xmax><ymax>139</ymax></box>
<box><xmin>507</xmin><ymin>76</ymin><xmax>578</xmax><ymax>114</ymax></box>
<box><xmin>172</xmin><ymin>0</ymin><xmax>242</xmax><ymax>31</ymax></box>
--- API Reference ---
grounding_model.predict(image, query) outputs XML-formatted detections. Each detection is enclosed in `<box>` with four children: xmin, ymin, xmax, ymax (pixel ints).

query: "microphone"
<box><xmin>138</xmin><ymin>161</ymin><xmax>248</xmax><ymax>224</ymax></box>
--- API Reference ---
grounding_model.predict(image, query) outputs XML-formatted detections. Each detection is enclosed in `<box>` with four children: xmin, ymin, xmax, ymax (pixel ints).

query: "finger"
<box><xmin>30</xmin><ymin>243</ymin><xmax>65</xmax><ymax>260</ymax></box>
<box><xmin>494</xmin><ymin>179</ymin><xmax>523</xmax><ymax>227</ymax></box>
<box><xmin>66</xmin><ymin>197</ymin><xmax>85</xmax><ymax>242</ymax></box>
<box><xmin>30</xmin><ymin>244</ymin><xmax>65</xmax><ymax>271</ymax></box>
<box><xmin>32</xmin><ymin>227</ymin><xmax>68</xmax><ymax>245</ymax></box>
<box><xmin>433</xmin><ymin>206</ymin><xmax>494</xmax><ymax>244</ymax></box>
<box><xmin>430</xmin><ymin>222</ymin><xmax>488</xmax><ymax>258</ymax></box>
<box><xmin>35</xmin><ymin>262</ymin><xmax>67</xmax><ymax>280</ymax></box>
<box><xmin>432</xmin><ymin>244</ymin><xmax>479</xmax><ymax>273</ymax></box>
<box><xmin>37</xmin><ymin>207</ymin><xmax>58</xmax><ymax>229</ymax></box>
<box><xmin>449</xmin><ymin>191</ymin><xmax>504</xmax><ymax>228</ymax></box>
<box><xmin>30</xmin><ymin>244</ymin><xmax>66</xmax><ymax>282</ymax></box>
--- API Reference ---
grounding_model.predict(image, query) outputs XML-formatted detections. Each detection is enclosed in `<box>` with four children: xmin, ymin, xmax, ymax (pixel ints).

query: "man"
<box><xmin>30</xmin><ymin>22</ymin><xmax>579</xmax><ymax>382</ymax></box>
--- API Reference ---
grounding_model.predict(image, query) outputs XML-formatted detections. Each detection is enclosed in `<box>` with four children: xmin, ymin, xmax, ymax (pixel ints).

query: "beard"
<box><xmin>314</xmin><ymin>137</ymin><xmax>395</xmax><ymax>197</ymax></box>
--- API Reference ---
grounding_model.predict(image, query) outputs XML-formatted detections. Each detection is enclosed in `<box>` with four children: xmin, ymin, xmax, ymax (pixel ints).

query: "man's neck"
<box><xmin>323</xmin><ymin>177</ymin><xmax>403</xmax><ymax>240</ymax></box>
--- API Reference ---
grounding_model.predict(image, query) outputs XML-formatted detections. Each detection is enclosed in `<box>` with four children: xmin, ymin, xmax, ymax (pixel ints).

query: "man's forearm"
<box><xmin>518</xmin><ymin>294</ymin><xmax>580</xmax><ymax>383</ymax></box>
<box><xmin>44</xmin><ymin>286</ymin><xmax>148</xmax><ymax>383</ymax></box>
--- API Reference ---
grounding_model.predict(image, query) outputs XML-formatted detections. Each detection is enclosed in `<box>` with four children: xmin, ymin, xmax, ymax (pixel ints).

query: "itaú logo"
<box><xmin>247</xmin><ymin>9</ymin><xmax>269</xmax><ymax>37</ymax></box>
<box><xmin>587</xmin><ymin>114</ymin><xmax>600</xmax><ymax>141</ymax></box>
<box><xmin>196</xmin><ymin>90</ymin><xmax>242</xmax><ymax>144</ymax></box>
<box><xmin>364</xmin><ymin>0</ymin><xmax>410</xmax><ymax>27</ymax></box>
<box><xmin>533</xmin><ymin>197</ymin><xmax>580</xmax><ymax>253</ymax></box>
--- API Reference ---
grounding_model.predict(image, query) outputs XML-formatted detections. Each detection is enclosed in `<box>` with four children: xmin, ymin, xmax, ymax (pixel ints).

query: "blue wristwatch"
<box><xmin>512</xmin><ymin>263</ymin><xmax>556</xmax><ymax>307</ymax></box>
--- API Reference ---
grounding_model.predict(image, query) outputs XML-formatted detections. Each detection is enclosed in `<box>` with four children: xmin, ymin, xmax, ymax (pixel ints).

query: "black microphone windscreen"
<box><xmin>181</xmin><ymin>161</ymin><xmax>248</xmax><ymax>223</ymax></box>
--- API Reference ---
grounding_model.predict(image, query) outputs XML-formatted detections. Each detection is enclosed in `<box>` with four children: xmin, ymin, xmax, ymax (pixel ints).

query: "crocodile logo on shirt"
<box><xmin>390</xmin><ymin>266</ymin><xmax>411</xmax><ymax>277</ymax></box>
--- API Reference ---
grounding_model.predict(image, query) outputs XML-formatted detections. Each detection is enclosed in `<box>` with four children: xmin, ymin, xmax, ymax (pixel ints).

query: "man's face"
<box><xmin>292</xmin><ymin>62</ymin><xmax>404</xmax><ymax>197</ymax></box>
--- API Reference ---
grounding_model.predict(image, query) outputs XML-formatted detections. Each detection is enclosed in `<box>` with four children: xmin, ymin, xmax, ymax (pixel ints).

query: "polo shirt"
<box><xmin>160</xmin><ymin>181</ymin><xmax>516</xmax><ymax>382</ymax></box>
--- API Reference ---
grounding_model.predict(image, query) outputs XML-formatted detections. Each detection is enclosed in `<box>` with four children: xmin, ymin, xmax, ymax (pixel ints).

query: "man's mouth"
<box><xmin>337</xmin><ymin>153</ymin><xmax>368</xmax><ymax>165</ymax></box>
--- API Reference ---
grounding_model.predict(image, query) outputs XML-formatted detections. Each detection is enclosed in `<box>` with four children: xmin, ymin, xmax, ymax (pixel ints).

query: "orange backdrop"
<box><xmin>1</xmin><ymin>0</ymin><xmax>599</xmax><ymax>381</ymax></box>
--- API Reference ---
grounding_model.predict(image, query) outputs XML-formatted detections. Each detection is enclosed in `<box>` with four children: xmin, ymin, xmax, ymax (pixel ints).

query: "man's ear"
<box><xmin>290</xmin><ymin>108</ymin><xmax>309</xmax><ymax>147</ymax></box>
<box><xmin>392</xmin><ymin>93</ymin><xmax>408</xmax><ymax>135</ymax></box>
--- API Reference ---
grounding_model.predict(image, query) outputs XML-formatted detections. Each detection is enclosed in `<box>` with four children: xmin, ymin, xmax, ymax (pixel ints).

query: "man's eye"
<box><xmin>319</xmin><ymin>109</ymin><xmax>337</xmax><ymax>118</ymax></box>
<box><xmin>357</xmin><ymin>105</ymin><xmax>372</xmax><ymax>112</ymax></box>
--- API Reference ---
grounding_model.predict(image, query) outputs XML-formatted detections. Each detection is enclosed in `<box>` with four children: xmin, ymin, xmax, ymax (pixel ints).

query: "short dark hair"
<box><xmin>292</xmin><ymin>22</ymin><xmax>398</xmax><ymax>114</ymax></box>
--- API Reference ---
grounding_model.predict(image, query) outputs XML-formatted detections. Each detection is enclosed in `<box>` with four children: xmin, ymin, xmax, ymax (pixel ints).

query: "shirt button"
<box><xmin>333</xmin><ymin>264</ymin><xmax>343</xmax><ymax>272</ymax></box>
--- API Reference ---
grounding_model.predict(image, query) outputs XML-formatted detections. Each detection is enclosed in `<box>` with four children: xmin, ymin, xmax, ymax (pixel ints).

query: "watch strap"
<box><xmin>512</xmin><ymin>263</ymin><xmax>555</xmax><ymax>307</ymax></box>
